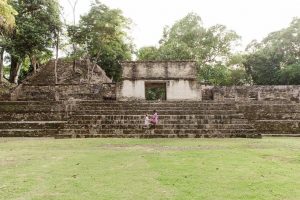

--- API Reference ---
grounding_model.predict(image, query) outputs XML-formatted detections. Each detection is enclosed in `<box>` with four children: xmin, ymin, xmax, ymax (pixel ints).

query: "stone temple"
<box><xmin>118</xmin><ymin>61</ymin><xmax>200</xmax><ymax>101</ymax></box>
<box><xmin>0</xmin><ymin>59</ymin><xmax>300</xmax><ymax>138</ymax></box>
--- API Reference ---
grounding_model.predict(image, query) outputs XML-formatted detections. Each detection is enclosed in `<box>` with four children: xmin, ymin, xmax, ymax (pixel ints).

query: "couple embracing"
<box><xmin>144</xmin><ymin>110</ymin><xmax>158</xmax><ymax>128</ymax></box>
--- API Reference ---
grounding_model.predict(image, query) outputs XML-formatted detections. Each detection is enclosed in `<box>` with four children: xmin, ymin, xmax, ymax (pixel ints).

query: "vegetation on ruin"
<box><xmin>1</xmin><ymin>138</ymin><xmax>299</xmax><ymax>200</ymax></box>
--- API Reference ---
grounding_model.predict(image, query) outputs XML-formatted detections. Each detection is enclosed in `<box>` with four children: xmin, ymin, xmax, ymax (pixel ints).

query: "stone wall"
<box><xmin>121</xmin><ymin>61</ymin><xmax>197</xmax><ymax>80</ymax></box>
<box><xmin>117</xmin><ymin>80</ymin><xmax>201</xmax><ymax>101</ymax></box>
<box><xmin>15</xmin><ymin>84</ymin><xmax>108</xmax><ymax>101</ymax></box>
<box><xmin>167</xmin><ymin>80</ymin><xmax>201</xmax><ymax>100</ymax></box>
<box><xmin>208</xmin><ymin>85</ymin><xmax>300</xmax><ymax>102</ymax></box>
<box><xmin>118</xmin><ymin>80</ymin><xmax>145</xmax><ymax>100</ymax></box>
<box><xmin>118</xmin><ymin>61</ymin><xmax>201</xmax><ymax>100</ymax></box>
<box><xmin>204</xmin><ymin>86</ymin><xmax>300</xmax><ymax>136</ymax></box>
<box><xmin>10</xmin><ymin>59</ymin><xmax>113</xmax><ymax>101</ymax></box>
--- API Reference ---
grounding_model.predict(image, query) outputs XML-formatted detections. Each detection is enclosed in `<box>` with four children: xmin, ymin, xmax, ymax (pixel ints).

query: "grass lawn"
<box><xmin>0</xmin><ymin>138</ymin><xmax>299</xmax><ymax>200</ymax></box>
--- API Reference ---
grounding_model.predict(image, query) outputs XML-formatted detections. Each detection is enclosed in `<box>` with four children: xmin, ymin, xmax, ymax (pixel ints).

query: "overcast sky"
<box><xmin>60</xmin><ymin>0</ymin><xmax>300</xmax><ymax>49</ymax></box>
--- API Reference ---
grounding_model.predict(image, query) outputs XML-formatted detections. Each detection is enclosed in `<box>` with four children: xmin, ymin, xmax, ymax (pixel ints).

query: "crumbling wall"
<box><xmin>121</xmin><ymin>61</ymin><xmax>197</xmax><ymax>80</ymax></box>
<box><xmin>11</xmin><ymin>59</ymin><xmax>112</xmax><ymax>101</ymax></box>
<box><xmin>205</xmin><ymin>85</ymin><xmax>300</xmax><ymax>136</ymax></box>
<box><xmin>209</xmin><ymin>86</ymin><xmax>300</xmax><ymax>102</ymax></box>
<box><xmin>16</xmin><ymin>84</ymin><xmax>105</xmax><ymax>101</ymax></box>
<box><xmin>0</xmin><ymin>82</ymin><xmax>16</xmax><ymax>100</ymax></box>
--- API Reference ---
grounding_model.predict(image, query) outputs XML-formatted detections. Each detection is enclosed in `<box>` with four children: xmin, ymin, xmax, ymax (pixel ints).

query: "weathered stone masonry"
<box><xmin>0</xmin><ymin>60</ymin><xmax>300</xmax><ymax>138</ymax></box>
<box><xmin>117</xmin><ymin>61</ymin><xmax>201</xmax><ymax>101</ymax></box>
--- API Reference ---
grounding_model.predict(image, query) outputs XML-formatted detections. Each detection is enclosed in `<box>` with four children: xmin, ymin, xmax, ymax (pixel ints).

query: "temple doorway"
<box><xmin>145</xmin><ymin>82</ymin><xmax>167</xmax><ymax>101</ymax></box>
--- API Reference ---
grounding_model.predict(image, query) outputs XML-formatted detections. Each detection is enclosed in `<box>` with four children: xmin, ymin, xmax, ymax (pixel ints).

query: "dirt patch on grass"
<box><xmin>261</xmin><ymin>154</ymin><xmax>296</xmax><ymax>163</ymax></box>
<box><xmin>0</xmin><ymin>137</ymin><xmax>53</xmax><ymax>143</ymax></box>
<box><xmin>99</xmin><ymin>144</ymin><xmax>226</xmax><ymax>152</ymax></box>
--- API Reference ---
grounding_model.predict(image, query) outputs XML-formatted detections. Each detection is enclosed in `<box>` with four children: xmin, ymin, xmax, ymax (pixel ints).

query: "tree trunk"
<box><xmin>0</xmin><ymin>49</ymin><xmax>4</xmax><ymax>83</ymax></box>
<box><xmin>89</xmin><ymin>62</ymin><xmax>97</xmax><ymax>84</ymax></box>
<box><xmin>9</xmin><ymin>56</ymin><xmax>21</xmax><ymax>84</ymax></box>
<box><xmin>88</xmin><ymin>52</ymin><xmax>101</xmax><ymax>84</ymax></box>
<box><xmin>73</xmin><ymin>57</ymin><xmax>76</xmax><ymax>72</ymax></box>
<box><xmin>54</xmin><ymin>32</ymin><xmax>59</xmax><ymax>84</ymax></box>
<box><xmin>87</xmin><ymin>58</ymin><xmax>91</xmax><ymax>82</ymax></box>
<box><xmin>72</xmin><ymin>43</ymin><xmax>76</xmax><ymax>72</ymax></box>
<box><xmin>30</xmin><ymin>55</ymin><xmax>37</xmax><ymax>73</ymax></box>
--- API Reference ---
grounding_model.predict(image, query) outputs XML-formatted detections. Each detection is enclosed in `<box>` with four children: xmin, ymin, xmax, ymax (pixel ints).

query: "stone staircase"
<box><xmin>240</xmin><ymin>101</ymin><xmax>300</xmax><ymax>137</ymax></box>
<box><xmin>2</xmin><ymin>100</ymin><xmax>300</xmax><ymax>138</ymax></box>
<box><xmin>0</xmin><ymin>101</ymin><xmax>67</xmax><ymax>137</ymax></box>
<box><xmin>56</xmin><ymin>101</ymin><xmax>259</xmax><ymax>138</ymax></box>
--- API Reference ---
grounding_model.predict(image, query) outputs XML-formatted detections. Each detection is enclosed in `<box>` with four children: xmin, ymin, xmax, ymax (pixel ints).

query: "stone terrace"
<box><xmin>1</xmin><ymin>100</ymin><xmax>300</xmax><ymax>138</ymax></box>
<box><xmin>240</xmin><ymin>101</ymin><xmax>300</xmax><ymax>137</ymax></box>
<box><xmin>58</xmin><ymin>101</ymin><xmax>259</xmax><ymax>138</ymax></box>
<box><xmin>0</xmin><ymin>100</ymin><xmax>259</xmax><ymax>138</ymax></box>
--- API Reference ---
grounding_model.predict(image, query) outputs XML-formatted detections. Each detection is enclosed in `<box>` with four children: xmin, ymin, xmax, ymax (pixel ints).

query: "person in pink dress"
<box><xmin>150</xmin><ymin>110</ymin><xmax>158</xmax><ymax>127</ymax></box>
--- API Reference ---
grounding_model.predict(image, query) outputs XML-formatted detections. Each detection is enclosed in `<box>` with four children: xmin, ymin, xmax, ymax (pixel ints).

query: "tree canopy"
<box><xmin>0</xmin><ymin>0</ymin><xmax>17</xmax><ymax>33</ymax></box>
<box><xmin>1</xmin><ymin>1</ymin><xmax>300</xmax><ymax>86</ymax></box>
<box><xmin>243</xmin><ymin>18</ymin><xmax>300</xmax><ymax>85</ymax></box>
<box><xmin>136</xmin><ymin>12</ymin><xmax>244</xmax><ymax>85</ymax></box>
<box><xmin>68</xmin><ymin>1</ymin><xmax>133</xmax><ymax>81</ymax></box>
<box><xmin>2</xmin><ymin>0</ymin><xmax>62</xmax><ymax>83</ymax></box>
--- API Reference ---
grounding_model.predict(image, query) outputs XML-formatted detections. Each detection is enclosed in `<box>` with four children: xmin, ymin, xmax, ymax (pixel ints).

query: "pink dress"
<box><xmin>151</xmin><ymin>113</ymin><xmax>158</xmax><ymax>125</ymax></box>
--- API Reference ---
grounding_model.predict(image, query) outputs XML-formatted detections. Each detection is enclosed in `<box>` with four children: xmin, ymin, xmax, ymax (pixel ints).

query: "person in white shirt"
<box><xmin>143</xmin><ymin>114</ymin><xmax>150</xmax><ymax>128</ymax></box>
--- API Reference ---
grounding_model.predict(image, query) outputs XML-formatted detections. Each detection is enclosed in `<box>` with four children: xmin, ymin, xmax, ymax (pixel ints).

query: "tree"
<box><xmin>0</xmin><ymin>0</ymin><xmax>17</xmax><ymax>82</ymax></box>
<box><xmin>136</xmin><ymin>46</ymin><xmax>159</xmax><ymax>61</ymax></box>
<box><xmin>6</xmin><ymin>0</ymin><xmax>62</xmax><ymax>83</ymax></box>
<box><xmin>0</xmin><ymin>0</ymin><xmax>17</xmax><ymax>32</ymax></box>
<box><xmin>223</xmin><ymin>54</ymin><xmax>252</xmax><ymax>85</ymax></box>
<box><xmin>158</xmin><ymin>13</ymin><xmax>206</xmax><ymax>61</ymax></box>
<box><xmin>137</xmin><ymin>13</ymin><xmax>241</xmax><ymax>85</ymax></box>
<box><xmin>66</xmin><ymin>0</ymin><xmax>79</xmax><ymax>71</ymax></box>
<box><xmin>70</xmin><ymin>1</ymin><xmax>133</xmax><ymax>81</ymax></box>
<box><xmin>244</xmin><ymin>18</ymin><xmax>300</xmax><ymax>85</ymax></box>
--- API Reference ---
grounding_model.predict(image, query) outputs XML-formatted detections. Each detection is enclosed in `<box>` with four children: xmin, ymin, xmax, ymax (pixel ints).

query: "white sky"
<box><xmin>59</xmin><ymin>0</ymin><xmax>300</xmax><ymax>49</ymax></box>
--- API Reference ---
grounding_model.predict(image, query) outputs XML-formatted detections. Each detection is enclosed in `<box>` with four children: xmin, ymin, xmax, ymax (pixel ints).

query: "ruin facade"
<box><xmin>117</xmin><ymin>61</ymin><xmax>201</xmax><ymax>101</ymax></box>
<box><xmin>0</xmin><ymin>60</ymin><xmax>300</xmax><ymax>138</ymax></box>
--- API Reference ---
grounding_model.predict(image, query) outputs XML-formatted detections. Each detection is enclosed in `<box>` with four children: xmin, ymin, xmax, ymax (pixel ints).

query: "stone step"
<box><xmin>56</xmin><ymin>133</ymin><xmax>259</xmax><ymax>139</ymax></box>
<box><xmin>58</xmin><ymin>128</ymin><xmax>257</xmax><ymax>135</ymax></box>
<box><xmin>72</xmin><ymin>106</ymin><xmax>237</xmax><ymax>111</ymax></box>
<box><xmin>0</xmin><ymin>129</ymin><xmax>59</xmax><ymax>137</ymax></box>
<box><xmin>245</xmin><ymin>113</ymin><xmax>300</xmax><ymax>120</ymax></box>
<box><xmin>0</xmin><ymin>121</ymin><xmax>66</xmax><ymax>129</ymax></box>
<box><xmin>240</xmin><ymin>100</ymin><xmax>299</xmax><ymax>105</ymax></box>
<box><xmin>0</xmin><ymin>105</ymin><xmax>65</xmax><ymax>112</ymax></box>
<box><xmin>0</xmin><ymin>100</ymin><xmax>230</xmax><ymax>106</ymax></box>
<box><xmin>56</xmin><ymin>133</ymin><xmax>261</xmax><ymax>139</ymax></box>
<box><xmin>255</xmin><ymin>120</ymin><xmax>300</xmax><ymax>131</ymax></box>
<box><xmin>262</xmin><ymin>134</ymin><xmax>300</xmax><ymax>137</ymax></box>
<box><xmin>68</xmin><ymin>119</ymin><xmax>250</xmax><ymax>125</ymax></box>
<box><xmin>73</xmin><ymin>101</ymin><xmax>235</xmax><ymax>105</ymax></box>
<box><xmin>73</xmin><ymin>104</ymin><xmax>236</xmax><ymax>110</ymax></box>
<box><xmin>0</xmin><ymin>113</ymin><xmax>66</xmax><ymax>121</ymax></box>
<box><xmin>260</xmin><ymin>130</ymin><xmax>300</xmax><ymax>135</ymax></box>
<box><xmin>241</xmin><ymin>106</ymin><xmax>300</xmax><ymax>113</ymax></box>
<box><xmin>70</xmin><ymin>114</ymin><xmax>246</xmax><ymax>120</ymax></box>
<box><xmin>0</xmin><ymin>105</ymin><xmax>238</xmax><ymax>112</ymax></box>
<box><xmin>62</xmin><ymin>124</ymin><xmax>253</xmax><ymax>130</ymax></box>
<box><xmin>0</xmin><ymin>109</ymin><xmax>68</xmax><ymax>113</ymax></box>
<box><xmin>72</xmin><ymin>110</ymin><xmax>241</xmax><ymax>115</ymax></box>
<box><xmin>0</xmin><ymin>101</ymin><xmax>64</xmax><ymax>105</ymax></box>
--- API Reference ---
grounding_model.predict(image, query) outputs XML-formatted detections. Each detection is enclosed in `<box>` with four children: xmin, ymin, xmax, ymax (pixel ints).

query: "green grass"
<box><xmin>0</xmin><ymin>138</ymin><xmax>300</xmax><ymax>200</ymax></box>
